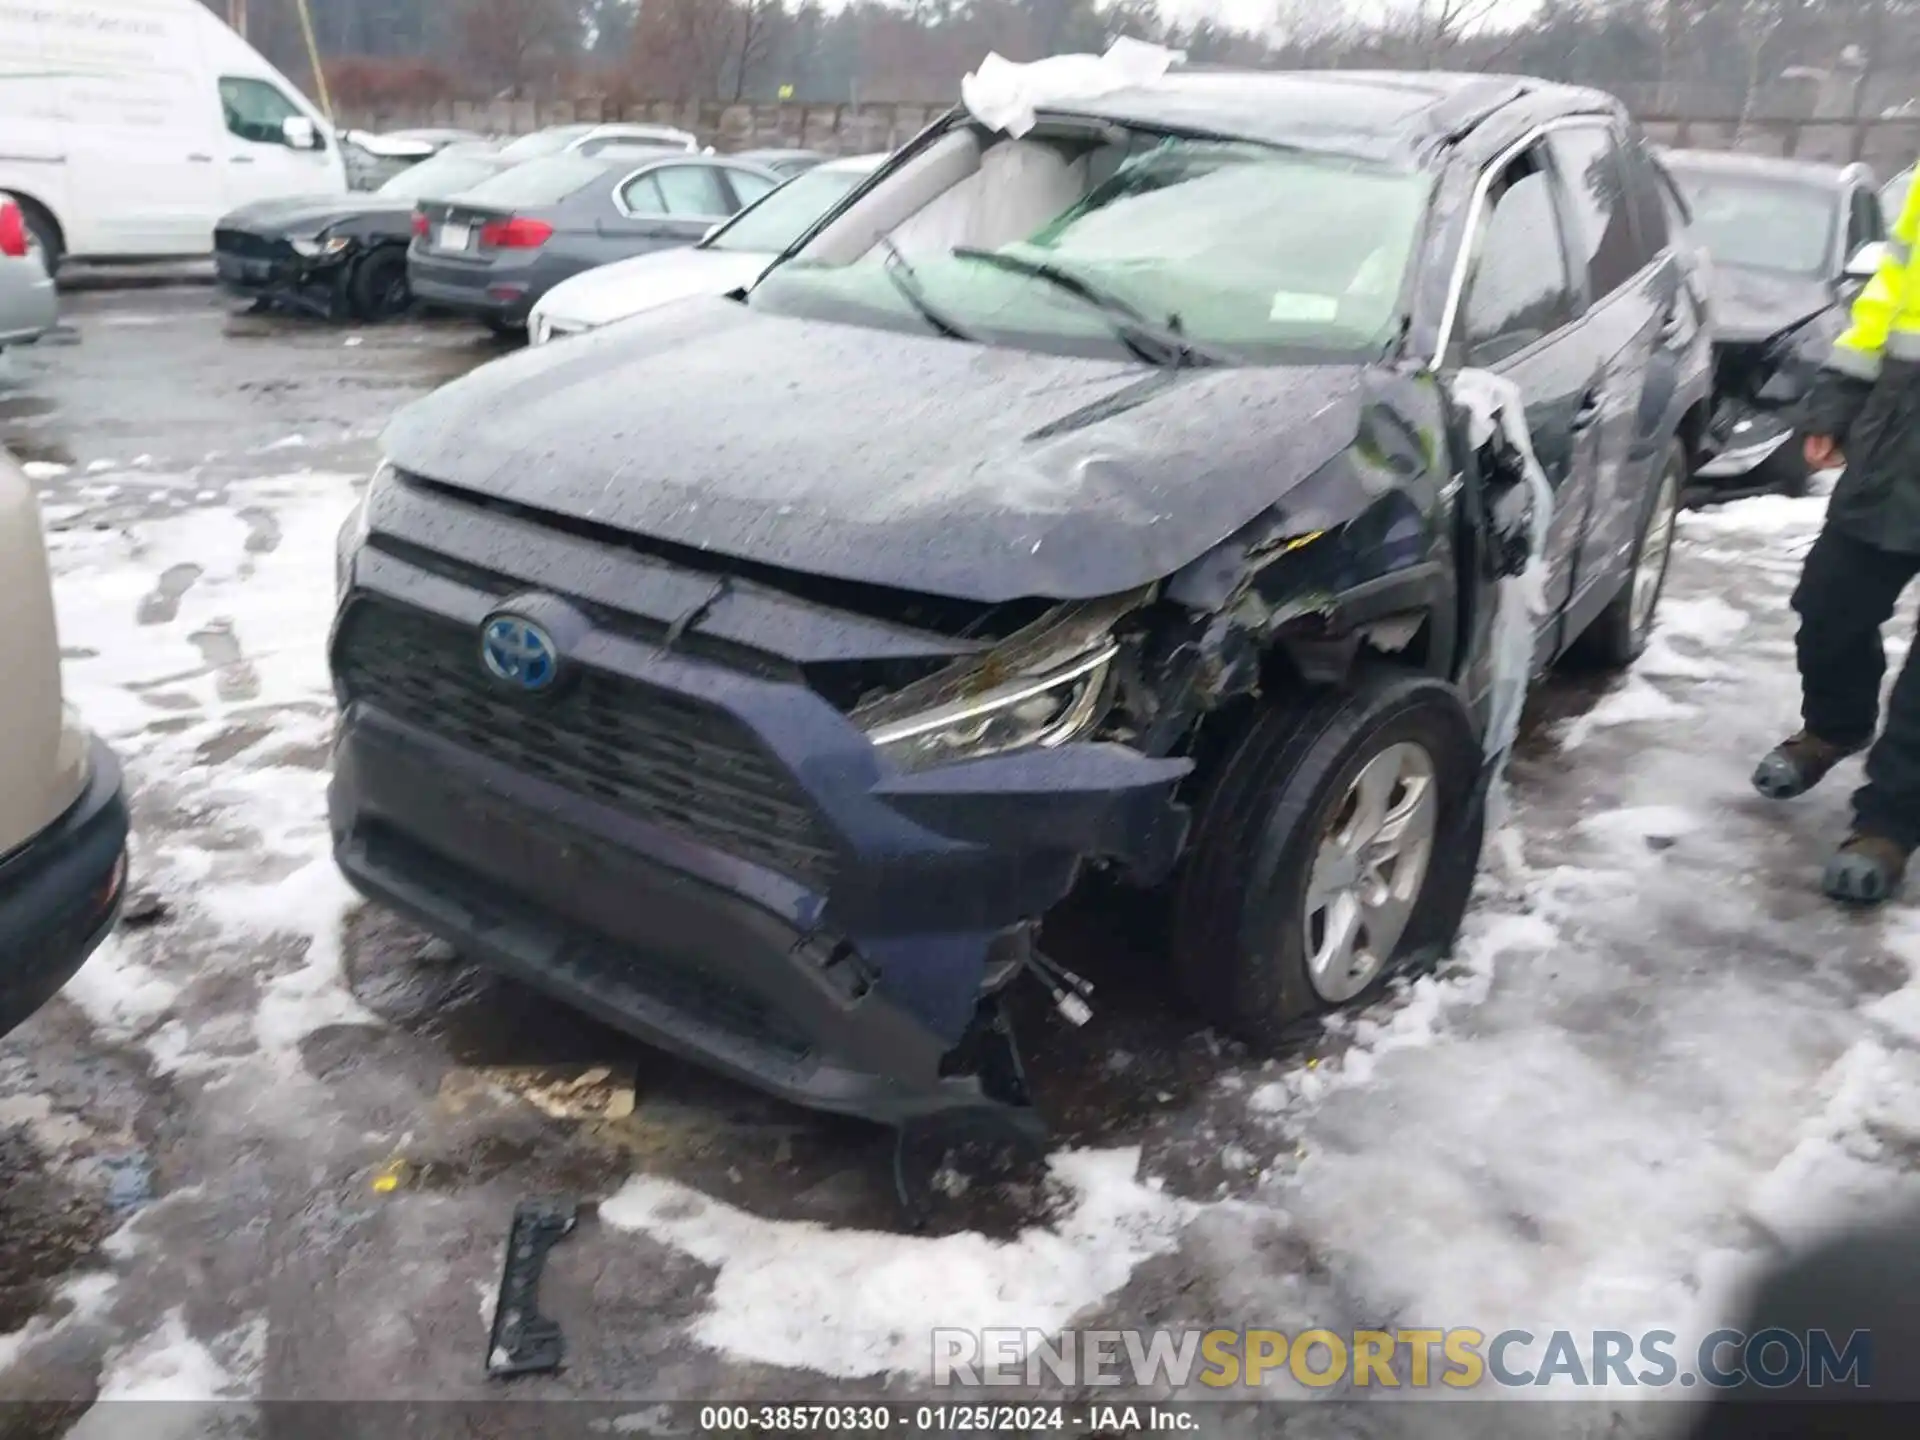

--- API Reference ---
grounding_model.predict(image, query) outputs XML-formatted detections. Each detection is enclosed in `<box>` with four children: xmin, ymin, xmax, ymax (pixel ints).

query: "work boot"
<box><xmin>1752</xmin><ymin>731</ymin><xmax>1864</xmax><ymax>800</ymax></box>
<box><xmin>1822</xmin><ymin>832</ymin><xmax>1912</xmax><ymax>906</ymax></box>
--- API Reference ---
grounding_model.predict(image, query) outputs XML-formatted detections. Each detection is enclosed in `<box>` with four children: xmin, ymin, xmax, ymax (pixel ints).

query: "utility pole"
<box><xmin>227</xmin><ymin>0</ymin><xmax>247</xmax><ymax>40</ymax></box>
<box><xmin>293</xmin><ymin>0</ymin><xmax>333</xmax><ymax>120</ymax></box>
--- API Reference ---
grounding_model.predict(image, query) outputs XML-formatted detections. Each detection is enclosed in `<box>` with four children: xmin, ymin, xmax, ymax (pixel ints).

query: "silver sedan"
<box><xmin>0</xmin><ymin>195</ymin><xmax>57</xmax><ymax>351</ymax></box>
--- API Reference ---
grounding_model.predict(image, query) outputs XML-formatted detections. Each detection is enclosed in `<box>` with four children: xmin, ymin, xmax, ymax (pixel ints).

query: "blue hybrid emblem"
<box><xmin>481</xmin><ymin>614</ymin><xmax>558</xmax><ymax>691</ymax></box>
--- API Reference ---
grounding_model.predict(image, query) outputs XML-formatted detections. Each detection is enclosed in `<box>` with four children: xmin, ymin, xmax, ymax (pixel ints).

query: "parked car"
<box><xmin>0</xmin><ymin>0</ymin><xmax>344</xmax><ymax>271</ymax></box>
<box><xmin>217</xmin><ymin>142</ymin><xmax>510</xmax><ymax>321</ymax></box>
<box><xmin>0</xmin><ymin>197</ymin><xmax>57</xmax><ymax>350</ymax></box>
<box><xmin>335</xmin><ymin>70</ymin><xmax>1707</xmax><ymax>1128</ymax></box>
<box><xmin>0</xmin><ymin>451</ymin><xmax>130</xmax><ymax>1041</ymax></box>
<box><xmin>1662</xmin><ymin>149</ymin><xmax>1886</xmax><ymax>496</ymax></box>
<box><xmin>530</xmin><ymin>153</ymin><xmax>885</xmax><ymax>344</ymax></box>
<box><xmin>408</xmin><ymin>152</ymin><xmax>781</xmax><ymax>333</ymax></box>
<box><xmin>730</xmin><ymin>148</ymin><xmax>833</xmax><ymax>179</ymax></box>
<box><xmin>497</xmin><ymin>123</ymin><xmax>701</xmax><ymax>163</ymax></box>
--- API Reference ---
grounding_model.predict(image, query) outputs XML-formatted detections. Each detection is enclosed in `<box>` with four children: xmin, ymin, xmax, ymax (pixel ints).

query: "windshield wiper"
<box><xmin>875</xmin><ymin>234</ymin><xmax>978</xmax><ymax>344</ymax></box>
<box><xmin>949</xmin><ymin>246</ymin><xmax>1230</xmax><ymax>368</ymax></box>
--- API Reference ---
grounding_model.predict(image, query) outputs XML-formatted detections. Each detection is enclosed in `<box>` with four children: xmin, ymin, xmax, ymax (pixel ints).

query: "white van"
<box><xmin>0</xmin><ymin>0</ymin><xmax>345</xmax><ymax>269</ymax></box>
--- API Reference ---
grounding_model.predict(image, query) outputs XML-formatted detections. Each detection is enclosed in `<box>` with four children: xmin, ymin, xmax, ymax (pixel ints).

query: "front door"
<box><xmin>215</xmin><ymin>76</ymin><xmax>337</xmax><ymax>220</ymax></box>
<box><xmin>1453</xmin><ymin>140</ymin><xmax>1602</xmax><ymax>665</ymax></box>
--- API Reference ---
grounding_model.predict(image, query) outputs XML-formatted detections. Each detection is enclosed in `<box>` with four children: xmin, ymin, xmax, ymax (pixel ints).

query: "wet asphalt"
<box><xmin>1</xmin><ymin>282</ymin><xmax>1907</xmax><ymax>1437</ymax></box>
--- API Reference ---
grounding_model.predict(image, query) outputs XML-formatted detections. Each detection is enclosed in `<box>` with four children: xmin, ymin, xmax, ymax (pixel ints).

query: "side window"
<box><xmin>1848</xmin><ymin>188</ymin><xmax>1885</xmax><ymax>253</ymax></box>
<box><xmin>1615</xmin><ymin>135</ymin><xmax>1671</xmax><ymax>256</ymax></box>
<box><xmin>726</xmin><ymin>169</ymin><xmax>780</xmax><ymax>209</ymax></box>
<box><xmin>620</xmin><ymin>174</ymin><xmax>667</xmax><ymax>216</ymax></box>
<box><xmin>1545</xmin><ymin>124</ymin><xmax>1647</xmax><ymax>298</ymax></box>
<box><xmin>1462</xmin><ymin>151</ymin><xmax>1580</xmax><ymax>366</ymax></box>
<box><xmin>219</xmin><ymin>77</ymin><xmax>302</xmax><ymax>146</ymax></box>
<box><xmin>651</xmin><ymin>164</ymin><xmax>733</xmax><ymax>217</ymax></box>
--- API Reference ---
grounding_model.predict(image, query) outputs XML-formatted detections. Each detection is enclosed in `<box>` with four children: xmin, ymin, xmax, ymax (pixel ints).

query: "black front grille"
<box><xmin>336</xmin><ymin>600</ymin><xmax>838</xmax><ymax>886</ymax></box>
<box><xmin>215</xmin><ymin>228</ymin><xmax>289</xmax><ymax>261</ymax></box>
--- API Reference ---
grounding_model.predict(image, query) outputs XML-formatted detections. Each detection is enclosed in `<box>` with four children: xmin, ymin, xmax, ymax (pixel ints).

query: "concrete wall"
<box><xmin>339</xmin><ymin>97</ymin><xmax>1920</xmax><ymax>176</ymax></box>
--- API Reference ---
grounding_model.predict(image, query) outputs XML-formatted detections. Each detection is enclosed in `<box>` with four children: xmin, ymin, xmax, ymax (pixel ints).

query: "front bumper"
<box><xmin>0</xmin><ymin>738</ymin><xmax>130</xmax><ymax>1038</ymax></box>
<box><xmin>327</xmin><ymin>578</ymin><xmax>1188</xmax><ymax>1125</ymax></box>
<box><xmin>214</xmin><ymin>238</ymin><xmax>351</xmax><ymax>312</ymax></box>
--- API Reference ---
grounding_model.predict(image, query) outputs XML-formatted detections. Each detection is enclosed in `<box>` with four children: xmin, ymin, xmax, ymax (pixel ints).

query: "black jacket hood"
<box><xmin>219</xmin><ymin>193</ymin><xmax>410</xmax><ymax>237</ymax></box>
<box><xmin>1709</xmin><ymin>265</ymin><xmax>1837</xmax><ymax>348</ymax></box>
<box><xmin>380</xmin><ymin>298</ymin><xmax>1375</xmax><ymax>604</ymax></box>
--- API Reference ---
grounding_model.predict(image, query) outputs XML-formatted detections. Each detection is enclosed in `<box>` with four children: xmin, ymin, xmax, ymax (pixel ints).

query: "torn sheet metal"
<box><xmin>1449</xmin><ymin>369</ymin><xmax>1554</xmax><ymax>776</ymax></box>
<box><xmin>960</xmin><ymin>38</ymin><xmax>1185</xmax><ymax>139</ymax></box>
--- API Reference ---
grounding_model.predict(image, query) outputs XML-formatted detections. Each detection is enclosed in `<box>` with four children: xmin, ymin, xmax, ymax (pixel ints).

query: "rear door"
<box><xmin>1453</xmin><ymin>140</ymin><xmax>1597</xmax><ymax>660</ymax></box>
<box><xmin>600</xmin><ymin>162</ymin><xmax>741</xmax><ymax>255</ymax></box>
<box><xmin>1542</xmin><ymin>121</ymin><xmax>1672</xmax><ymax>626</ymax></box>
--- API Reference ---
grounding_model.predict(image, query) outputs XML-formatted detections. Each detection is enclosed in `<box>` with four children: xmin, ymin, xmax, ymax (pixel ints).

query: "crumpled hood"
<box><xmin>219</xmin><ymin>193</ymin><xmax>407</xmax><ymax>236</ymax></box>
<box><xmin>1708</xmin><ymin>265</ymin><xmax>1835</xmax><ymax>347</ymax></box>
<box><xmin>536</xmin><ymin>247</ymin><xmax>772</xmax><ymax>328</ymax></box>
<box><xmin>382</xmin><ymin>298</ymin><xmax>1371</xmax><ymax>603</ymax></box>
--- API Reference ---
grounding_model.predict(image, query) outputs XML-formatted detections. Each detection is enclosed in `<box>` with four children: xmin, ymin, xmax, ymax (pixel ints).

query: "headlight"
<box><xmin>290</xmin><ymin>234</ymin><xmax>352</xmax><ymax>258</ymax></box>
<box><xmin>864</xmin><ymin>641</ymin><xmax>1117</xmax><ymax>770</ymax></box>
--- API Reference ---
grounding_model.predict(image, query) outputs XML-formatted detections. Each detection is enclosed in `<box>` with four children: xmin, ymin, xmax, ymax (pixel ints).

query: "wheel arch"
<box><xmin>3</xmin><ymin>187</ymin><xmax>66</xmax><ymax>256</ymax></box>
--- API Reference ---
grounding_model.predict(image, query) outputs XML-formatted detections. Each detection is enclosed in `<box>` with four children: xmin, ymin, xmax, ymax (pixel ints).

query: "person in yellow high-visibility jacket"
<box><xmin>1754</xmin><ymin>164</ymin><xmax>1920</xmax><ymax>903</ymax></box>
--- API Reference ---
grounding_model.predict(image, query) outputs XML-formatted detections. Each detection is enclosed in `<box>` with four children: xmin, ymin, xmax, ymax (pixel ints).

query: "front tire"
<box><xmin>1172</xmin><ymin>668</ymin><xmax>1483</xmax><ymax>1047</ymax></box>
<box><xmin>348</xmin><ymin>248</ymin><xmax>412</xmax><ymax>322</ymax></box>
<box><xmin>1580</xmin><ymin>439</ymin><xmax>1683</xmax><ymax>669</ymax></box>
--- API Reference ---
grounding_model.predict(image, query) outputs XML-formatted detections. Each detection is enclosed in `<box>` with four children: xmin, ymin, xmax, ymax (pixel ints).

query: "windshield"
<box><xmin>376</xmin><ymin>149</ymin><xmax>503</xmax><ymax>201</ymax></box>
<box><xmin>708</xmin><ymin>166</ymin><xmax>873</xmax><ymax>254</ymax></box>
<box><xmin>750</xmin><ymin>136</ymin><xmax>1427</xmax><ymax>365</ymax></box>
<box><xmin>455</xmin><ymin>155</ymin><xmax>606</xmax><ymax>208</ymax></box>
<box><xmin>498</xmin><ymin>125</ymin><xmax>592</xmax><ymax>162</ymax></box>
<box><xmin>1667</xmin><ymin>168</ymin><xmax>1837</xmax><ymax>277</ymax></box>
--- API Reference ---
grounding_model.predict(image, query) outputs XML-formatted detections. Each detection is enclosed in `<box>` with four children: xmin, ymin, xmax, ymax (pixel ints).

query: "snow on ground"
<box><xmin>8</xmin><ymin>411</ymin><xmax>1920</xmax><ymax>1416</ymax></box>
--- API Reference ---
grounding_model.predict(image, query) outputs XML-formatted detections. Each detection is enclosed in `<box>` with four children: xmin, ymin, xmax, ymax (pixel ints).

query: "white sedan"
<box><xmin>528</xmin><ymin>153</ymin><xmax>885</xmax><ymax>345</ymax></box>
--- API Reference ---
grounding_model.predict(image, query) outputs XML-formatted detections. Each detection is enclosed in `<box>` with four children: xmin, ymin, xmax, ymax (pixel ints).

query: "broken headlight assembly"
<box><xmin>852</xmin><ymin>587</ymin><xmax>1146</xmax><ymax>772</ymax></box>
<box><xmin>864</xmin><ymin>641</ymin><xmax>1118</xmax><ymax>770</ymax></box>
<box><xmin>290</xmin><ymin>234</ymin><xmax>352</xmax><ymax>259</ymax></box>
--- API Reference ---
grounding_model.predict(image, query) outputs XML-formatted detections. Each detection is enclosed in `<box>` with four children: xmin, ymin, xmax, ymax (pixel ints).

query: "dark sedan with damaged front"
<box><xmin>1662</xmin><ymin>149</ymin><xmax>1890</xmax><ymax>496</ymax></box>
<box><xmin>330</xmin><ymin>70</ymin><xmax>1708</xmax><ymax>1133</ymax></box>
<box><xmin>215</xmin><ymin>142</ymin><xmax>509</xmax><ymax>321</ymax></box>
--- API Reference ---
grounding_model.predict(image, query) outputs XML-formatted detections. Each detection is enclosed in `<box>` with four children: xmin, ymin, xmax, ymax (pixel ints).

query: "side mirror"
<box><xmin>1844</xmin><ymin>239</ymin><xmax>1888</xmax><ymax>281</ymax></box>
<box><xmin>282</xmin><ymin>115</ymin><xmax>321</xmax><ymax>151</ymax></box>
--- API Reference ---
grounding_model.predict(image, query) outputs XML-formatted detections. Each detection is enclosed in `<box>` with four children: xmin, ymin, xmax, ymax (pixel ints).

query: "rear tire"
<box><xmin>1171</xmin><ymin>668</ymin><xmax>1483</xmax><ymax>1048</ymax></box>
<box><xmin>483</xmin><ymin>316</ymin><xmax>525</xmax><ymax>339</ymax></box>
<box><xmin>1579</xmin><ymin>439</ymin><xmax>1684</xmax><ymax>669</ymax></box>
<box><xmin>348</xmin><ymin>248</ymin><xmax>412</xmax><ymax>322</ymax></box>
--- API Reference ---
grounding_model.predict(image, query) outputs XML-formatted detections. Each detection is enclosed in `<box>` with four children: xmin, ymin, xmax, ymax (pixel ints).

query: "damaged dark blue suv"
<box><xmin>329</xmin><ymin>70</ymin><xmax>1709</xmax><ymax>1129</ymax></box>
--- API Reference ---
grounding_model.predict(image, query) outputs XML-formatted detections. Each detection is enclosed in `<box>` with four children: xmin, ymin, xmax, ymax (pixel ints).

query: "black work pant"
<box><xmin>1793</xmin><ymin>523</ymin><xmax>1920</xmax><ymax>849</ymax></box>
